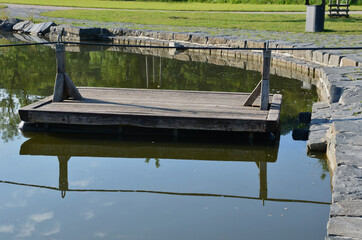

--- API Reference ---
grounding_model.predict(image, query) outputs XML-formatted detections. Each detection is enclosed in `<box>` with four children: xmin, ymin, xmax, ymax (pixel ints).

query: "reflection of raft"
<box><xmin>19</xmin><ymin>133</ymin><xmax>275</xmax><ymax>201</ymax></box>
<box><xmin>20</xmin><ymin>134</ymin><xmax>278</xmax><ymax>162</ymax></box>
<box><xmin>10</xmin><ymin>134</ymin><xmax>330</xmax><ymax>205</ymax></box>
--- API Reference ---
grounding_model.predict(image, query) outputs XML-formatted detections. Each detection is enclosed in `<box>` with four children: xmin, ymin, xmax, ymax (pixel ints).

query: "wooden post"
<box><xmin>258</xmin><ymin>161</ymin><xmax>268</xmax><ymax>205</ymax></box>
<box><xmin>53</xmin><ymin>43</ymin><xmax>66</xmax><ymax>102</ymax></box>
<box><xmin>58</xmin><ymin>156</ymin><xmax>70</xmax><ymax>198</ymax></box>
<box><xmin>260</xmin><ymin>42</ymin><xmax>271</xmax><ymax>110</ymax></box>
<box><xmin>243</xmin><ymin>41</ymin><xmax>271</xmax><ymax>109</ymax></box>
<box><xmin>53</xmin><ymin>43</ymin><xmax>83</xmax><ymax>102</ymax></box>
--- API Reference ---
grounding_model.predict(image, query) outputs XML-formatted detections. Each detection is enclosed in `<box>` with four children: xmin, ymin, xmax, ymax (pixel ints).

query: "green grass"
<box><xmin>42</xmin><ymin>9</ymin><xmax>362</xmax><ymax>34</ymax></box>
<box><xmin>0</xmin><ymin>4</ymin><xmax>6</xmax><ymax>8</ymax></box>
<box><xmin>1</xmin><ymin>0</ymin><xmax>362</xmax><ymax>12</ymax></box>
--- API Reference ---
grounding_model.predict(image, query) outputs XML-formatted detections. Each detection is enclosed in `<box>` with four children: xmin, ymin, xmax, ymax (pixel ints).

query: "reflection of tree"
<box><xmin>145</xmin><ymin>158</ymin><xmax>161</xmax><ymax>168</ymax></box>
<box><xmin>0</xmin><ymin>37</ymin><xmax>318</xmax><ymax>142</ymax></box>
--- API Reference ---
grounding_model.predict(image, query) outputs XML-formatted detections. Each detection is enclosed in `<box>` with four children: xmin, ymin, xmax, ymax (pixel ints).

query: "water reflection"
<box><xmin>0</xmin><ymin>33</ymin><xmax>330</xmax><ymax>240</ymax></box>
<box><xmin>3</xmin><ymin>133</ymin><xmax>327</xmax><ymax>206</ymax></box>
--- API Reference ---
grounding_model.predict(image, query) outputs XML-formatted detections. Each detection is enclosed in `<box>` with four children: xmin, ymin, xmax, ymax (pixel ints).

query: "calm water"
<box><xmin>0</xmin><ymin>35</ymin><xmax>330</xmax><ymax>240</ymax></box>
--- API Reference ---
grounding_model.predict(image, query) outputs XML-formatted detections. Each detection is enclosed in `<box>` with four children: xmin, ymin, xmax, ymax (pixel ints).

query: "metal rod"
<box><xmin>0</xmin><ymin>41</ymin><xmax>361</xmax><ymax>51</ymax></box>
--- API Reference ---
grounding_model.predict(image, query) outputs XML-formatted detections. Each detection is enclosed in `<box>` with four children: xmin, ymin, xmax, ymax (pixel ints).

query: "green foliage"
<box><xmin>0</xmin><ymin>8</ymin><xmax>8</xmax><ymax>20</ymax></box>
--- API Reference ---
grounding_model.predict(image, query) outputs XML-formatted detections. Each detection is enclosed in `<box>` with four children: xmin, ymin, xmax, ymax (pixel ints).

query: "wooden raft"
<box><xmin>19</xmin><ymin>87</ymin><xmax>281</xmax><ymax>133</ymax></box>
<box><xmin>19</xmin><ymin>41</ymin><xmax>281</xmax><ymax>135</ymax></box>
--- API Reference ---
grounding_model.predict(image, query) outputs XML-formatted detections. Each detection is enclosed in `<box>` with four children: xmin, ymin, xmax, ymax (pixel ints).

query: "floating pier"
<box><xmin>19</xmin><ymin>87</ymin><xmax>281</xmax><ymax>134</ymax></box>
<box><xmin>18</xmin><ymin>42</ymin><xmax>282</xmax><ymax>136</ymax></box>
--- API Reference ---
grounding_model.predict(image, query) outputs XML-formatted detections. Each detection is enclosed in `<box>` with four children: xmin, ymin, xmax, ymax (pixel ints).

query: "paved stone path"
<box><xmin>2</xmin><ymin>3</ymin><xmax>362</xmax><ymax>52</ymax></box>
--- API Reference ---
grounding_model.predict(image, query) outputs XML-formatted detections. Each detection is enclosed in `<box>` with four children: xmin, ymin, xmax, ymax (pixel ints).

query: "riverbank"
<box><xmin>1</xmin><ymin>4</ymin><xmax>361</xmax><ymax>238</ymax></box>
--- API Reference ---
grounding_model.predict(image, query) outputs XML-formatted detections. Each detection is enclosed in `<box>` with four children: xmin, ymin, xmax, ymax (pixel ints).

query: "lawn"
<box><xmin>1</xmin><ymin>0</ymin><xmax>362</xmax><ymax>12</ymax></box>
<box><xmin>42</xmin><ymin>9</ymin><xmax>362</xmax><ymax>34</ymax></box>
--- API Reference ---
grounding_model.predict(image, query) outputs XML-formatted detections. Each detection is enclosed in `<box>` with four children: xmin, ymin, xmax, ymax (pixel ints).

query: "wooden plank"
<box><xmin>39</xmin><ymin>101</ymin><xmax>267</xmax><ymax>115</ymax></box>
<box><xmin>25</xmin><ymin>110</ymin><xmax>267</xmax><ymax>132</ymax></box>
<box><xmin>266</xmin><ymin>94</ymin><xmax>282</xmax><ymax>132</ymax></box>
<box><xmin>18</xmin><ymin>96</ymin><xmax>53</xmax><ymax>122</ymax></box>
<box><xmin>267</xmin><ymin>94</ymin><xmax>282</xmax><ymax>122</ymax></box>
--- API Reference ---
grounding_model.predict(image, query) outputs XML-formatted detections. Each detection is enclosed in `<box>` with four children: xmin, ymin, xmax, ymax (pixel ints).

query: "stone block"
<box><xmin>332</xmin><ymin>165</ymin><xmax>362</xmax><ymax>202</ymax></box>
<box><xmin>111</xmin><ymin>28</ymin><xmax>124</xmax><ymax>36</ymax></box>
<box><xmin>158</xmin><ymin>31</ymin><xmax>174</xmax><ymax>41</ymax></box>
<box><xmin>325</xmin><ymin>236</ymin><xmax>360</xmax><ymax>240</ymax></box>
<box><xmin>330</xmin><ymin>200</ymin><xmax>362</xmax><ymax>217</ymax></box>
<box><xmin>247</xmin><ymin>40</ymin><xmax>265</xmax><ymax>49</ymax></box>
<box><xmin>50</xmin><ymin>25</ymin><xmax>109</xmax><ymax>41</ymax></box>
<box><xmin>28</xmin><ymin>21</ymin><xmax>56</xmax><ymax>35</ymax></box>
<box><xmin>327</xmin><ymin>217</ymin><xmax>362</xmax><ymax>239</ymax></box>
<box><xmin>300</xmin><ymin>49</ymin><xmax>313</xmax><ymax>61</ymax></box>
<box><xmin>328</xmin><ymin>54</ymin><xmax>343</xmax><ymax>67</ymax></box>
<box><xmin>208</xmin><ymin>37</ymin><xmax>228</xmax><ymax>45</ymax></box>
<box><xmin>313</xmin><ymin>50</ymin><xmax>325</xmax><ymax>64</ymax></box>
<box><xmin>141</xmin><ymin>30</ymin><xmax>157</xmax><ymax>38</ymax></box>
<box><xmin>307</xmin><ymin>129</ymin><xmax>328</xmax><ymax>151</ymax></box>
<box><xmin>341</xmin><ymin>57</ymin><xmax>358</xmax><ymax>67</ymax></box>
<box><xmin>323</xmin><ymin>52</ymin><xmax>331</xmax><ymax>65</ymax></box>
<box><xmin>228</xmin><ymin>39</ymin><xmax>245</xmax><ymax>48</ymax></box>
<box><xmin>191</xmin><ymin>35</ymin><xmax>208</xmax><ymax>45</ymax></box>
<box><xmin>12</xmin><ymin>20</ymin><xmax>34</xmax><ymax>32</ymax></box>
<box><xmin>174</xmin><ymin>33</ymin><xmax>190</xmax><ymax>42</ymax></box>
<box><xmin>0</xmin><ymin>18</ymin><xmax>22</xmax><ymax>31</ymax></box>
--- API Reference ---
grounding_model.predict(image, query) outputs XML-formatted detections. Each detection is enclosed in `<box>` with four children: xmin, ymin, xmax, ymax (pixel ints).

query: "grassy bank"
<box><xmin>42</xmin><ymin>9</ymin><xmax>362</xmax><ymax>34</ymax></box>
<box><xmin>1</xmin><ymin>0</ymin><xmax>362</xmax><ymax>11</ymax></box>
<box><xmin>0</xmin><ymin>0</ymin><xmax>307</xmax><ymax>11</ymax></box>
<box><xmin>0</xmin><ymin>4</ymin><xmax>6</xmax><ymax>8</ymax></box>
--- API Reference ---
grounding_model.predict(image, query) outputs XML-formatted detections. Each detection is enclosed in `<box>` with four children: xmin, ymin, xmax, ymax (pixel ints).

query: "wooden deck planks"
<box><xmin>19</xmin><ymin>87</ymin><xmax>282</xmax><ymax>133</ymax></box>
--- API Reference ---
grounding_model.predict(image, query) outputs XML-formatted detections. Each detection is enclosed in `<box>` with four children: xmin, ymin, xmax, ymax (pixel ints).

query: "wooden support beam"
<box><xmin>242</xmin><ymin>80</ymin><xmax>261</xmax><ymax>106</ymax></box>
<box><xmin>53</xmin><ymin>43</ymin><xmax>83</xmax><ymax>102</ymax></box>
<box><xmin>243</xmin><ymin>42</ymin><xmax>271</xmax><ymax>109</ymax></box>
<box><xmin>64</xmin><ymin>73</ymin><xmax>83</xmax><ymax>101</ymax></box>
<box><xmin>53</xmin><ymin>73</ymin><xmax>65</xmax><ymax>102</ymax></box>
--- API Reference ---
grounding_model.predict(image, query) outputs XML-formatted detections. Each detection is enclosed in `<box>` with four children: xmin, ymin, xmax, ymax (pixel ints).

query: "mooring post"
<box><xmin>53</xmin><ymin>35</ymin><xmax>83</xmax><ymax>102</ymax></box>
<box><xmin>242</xmin><ymin>41</ymin><xmax>271</xmax><ymax>108</ymax></box>
<box><xmin>259</xmin><ymin>161</ymin><xmax>268</xmax><ymax>203</ymax></box>
<box><xmin>260</xmin><ymin>41</ymin><xmax>271</xmax><ymax>110</ymax></box>
<box><xmin>53</xmin><ymin>43</ymin><xmax>66</xmax><ymax>102</ymax></box>
<box><xmin>58</xmin><ymin>156</ymin><xmax>70</xmax><ymax>198</ymax></box>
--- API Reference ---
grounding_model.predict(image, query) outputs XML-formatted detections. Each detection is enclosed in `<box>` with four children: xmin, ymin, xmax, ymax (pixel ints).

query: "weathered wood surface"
<box><xmin>19</xmin><ymin>87</ymin><xmax>282</xmax><ymax>133</ymax></box>
<box><xmin>242</xmin><ymin>80</ymin><xmax>261</xmax><ymax>107</ymax></box>
<box><xmin>20</xmin><ymin>135</ymin><xmax>278</xmax><ymax>162</ymax></box>
<box><xmin>53</xmin><ymin>43</ymin><xmax>83</xmax><ymax>102</ymax></box>
<box><xmin>260</xmin><ymin>49</ymin><xmax>271</xmax><ymax>110</ymax></box>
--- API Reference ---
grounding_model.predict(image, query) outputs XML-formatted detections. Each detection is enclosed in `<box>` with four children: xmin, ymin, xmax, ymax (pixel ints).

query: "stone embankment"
<box><xmin>1</xmin><ymin>18</ymin><xmax>361</xmax><ymax>239</ymax></box>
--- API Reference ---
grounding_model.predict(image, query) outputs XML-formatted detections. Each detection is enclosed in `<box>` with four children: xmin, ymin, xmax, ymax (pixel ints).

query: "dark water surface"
<box><xmin>0</xmin><ymin>36</ymin><xmax>330</xmax><ymax>240</ymax></box>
